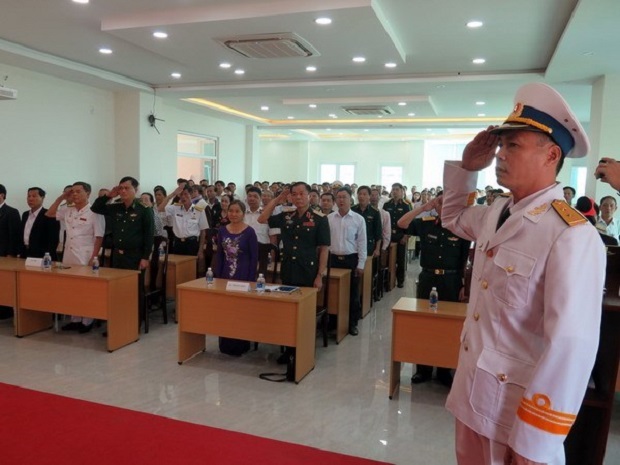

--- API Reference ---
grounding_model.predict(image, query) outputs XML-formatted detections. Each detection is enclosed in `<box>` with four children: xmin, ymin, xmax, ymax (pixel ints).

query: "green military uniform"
<box><xmin>269</xmin><ymin>207</ymin><xmax>330</xmax><ymax>287</ymax></box>
<box><xmin>382</xmin><ymin>199</ymin><xmax>412</xmax><ymax>287</ymax></box>
<box><xmin>406</xmin><ymin>215</ymin><xmax>471</xmax><ymax>383</ymax></box>
<box><xmin>352</xmin><ymin>204</ymin><xmax>382</xmax><ymax>255</ymax></box>
<box><xmin>91</xmin><ymin>196</ymin><xmax>155</xmax><ymax>270</ymax></box>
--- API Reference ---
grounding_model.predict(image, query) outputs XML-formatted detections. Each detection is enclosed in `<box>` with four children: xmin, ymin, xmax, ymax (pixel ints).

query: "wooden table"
<box><xmin>388</xmin><ymin>242</ymin><xmax>397</xmax><ymax>291</ymax></box>
<box><xmin>0</xmin><ymin>257</ymin><xmax>21</xmax><ymax>308</ymax></box>
<box><xmin>15</xmin><ymin>263</ymin><xmax>140</xmax><ymax>352</ymax></box>
<box><xmin>166</xmin><ymin>254</ymin><xmax>197</xmax><ymax>298</ymax></box>
<box><xmin>176</xmin><ymin>279</ymin><xmax>318</xmax><ymax>383</ymax></box>
<box><xmin>361</xmin><ymin>257</ymin><xmax>372</xmax><ymax>318</ymax></box>
<box><xmin>318</xmin><ymin>268</ymin><xmax>350</xmax><ymax>344</ymax></box>
<box><xmin>389</xmin><ymin>297</ymin><xmax>466</xmax><ymax>398</ymax></box>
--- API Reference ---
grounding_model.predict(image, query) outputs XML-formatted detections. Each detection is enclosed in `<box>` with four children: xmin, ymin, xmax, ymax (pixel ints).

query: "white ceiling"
<box><xmin>0</xmin><ymin>0</ymin><xmax>618</xmax><ymax>141</ymax></box>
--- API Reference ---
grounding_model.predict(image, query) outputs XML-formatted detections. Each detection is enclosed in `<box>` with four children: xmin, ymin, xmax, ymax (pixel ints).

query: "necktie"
<box><xmin>496</xmin><ymin>206</ymin><xmax>511</xmax><ymax>231</ymax></box>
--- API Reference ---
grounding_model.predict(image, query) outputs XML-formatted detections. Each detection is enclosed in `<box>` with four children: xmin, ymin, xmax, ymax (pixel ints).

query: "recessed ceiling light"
<box><xmin>377</xmin><ymin>115</ymin><xmax>383</xmax><ymax>119</ymax></box>
<box><xmin>329</xmin><ymin>114</ymin><xmax>338</xmax><ymax>118</ymax></box>
<box><xmin>472</xmin><ymin>58</ymin><xmax>486</xmax><ymax>64</ymax></box>
<box><xmin>287</xmin><ymin>116</ymin><xmax>295</xmax><ymax>120</ymax></box>
<box><xmin>171</xmin><ymin>72</ymin><xmax>181</xmax><ymax>79</ymax></box>
<box><xmin>219</xmin><ymin>62</ymin><xmax>232</xmax><ymax>69</ymax></box>
<box><xmin>426</xmin><ymin>128</ymin><xmax>432</xmax><ymax>132</ymax></box>
<box><xmin>476</xmin><ymin>101</ymin><xmax>486</xmax><ymax>105</ymax></box>
<box><xmin>234</xmin><ymin>69</ymin><xmax>245</xmax><ymax>75</ymax></box>
<box><xmin>385</xmin><ymin>62</ymin><xmax>397</xmax><ymax>68</ymax></box>
<box><xmin>398</xmin><ymin>102</ymin><xmax>406</xmax><ymax>106</ymax></box>
<box><xmin>315</xmin><ymin>17</ymin><xmax>332</xmax><ymax>25</ymax></box>
<box><xmin>98</xmin><ymin>48</ymin><xmax>112</xmax><ymax>54</ymax></box>
<box><xmin>467</xmin><ymin>20</ymin><xmax>483</xmax><ymax>28</ymax></box>
<box><xmin>326</xmin><ymin>128</ymin><xmax>332</xmax><ymax>131</ymax></box>
<box><xmin>478</xmin><ymin>113</ymin><xmax>486</xmax><ymax>117</ymax></box>
<box><xmin>352</xmin><ymin>56</ymin><xmax>366</xmax><ymax>63</ymax></box>
<box><xmin>408</xmin><ymin>112</ymin><xmax>415</xmax><ymax>117</ymax></box>
<box><xmin>436</xmin><ymin>84</ymin><xmax>446</xmax><ymax>89</ymax></box>
<box><xmin>306</xmin><ymin>66</ymin><xmax>317</xmax><ymax>72</ymax></box>
<box><xmin>261</xmin><ymin>106</ymin><xmax>269</xmax><ymax>111</ymax></box>
<box><xmin>364</xmin><ymin>129</ymin><xmax>369</xmax><ymax>132</ymax></box>
<box><xmin>72</xmin><ymin>0</ymin><xmax>89</xmax><ymax>4</ymax></box>
<box><xmin>309</xmin><ymin>104</ymin><xmax>317</xmax><ymax>108</ymax></box>
<box><xmin>153</xmin><ymin>31</ymin><xmax>168</xmax><ymax>39</ymax></box>
<box><xmin>582</xmin><ymin>51</ymin><xmax>594</xmax><ymax>56</ymax></box>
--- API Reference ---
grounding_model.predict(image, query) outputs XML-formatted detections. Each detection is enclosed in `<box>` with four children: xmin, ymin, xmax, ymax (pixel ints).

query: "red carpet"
<box><xmin>0</xmin><ymin>383</ymin><xmax>392</xmax><ymax>465</ymax></box>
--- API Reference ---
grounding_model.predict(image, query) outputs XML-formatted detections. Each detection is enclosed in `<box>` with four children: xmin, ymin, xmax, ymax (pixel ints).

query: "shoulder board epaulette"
<box><xmin>422</xmin><ymin>216</ymin><xmax>435</xmax><ymax>221</ymax></box>
<box><xmin>194</xmin><ymin>205</ymin><xmax>205</xmax><ymax>212</ymax></box>
<box><xmin>499</xmin><ymin>192</ymin><xmax>512</xmax><ymax>198</ymax></box>
<box><xmin>314</xmin><ymin>210</ymin><xmax>325</xmax><ymax>217</ymax></box>
<box><xmin>551</xmin><ymin>200</ymin><xmax>588</xmax><ymax>226</ymax></box>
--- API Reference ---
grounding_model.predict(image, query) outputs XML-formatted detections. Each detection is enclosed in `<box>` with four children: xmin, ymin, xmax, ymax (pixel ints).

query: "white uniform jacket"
<box><xmin>442</xmin><ymin>161</ymin><xmax>605</xmax><ymax>462</ymax></box>
<box><xmin>56</xmin><ymin>204</ymin><xmax>105</xmax><ymax>266</ymax></box>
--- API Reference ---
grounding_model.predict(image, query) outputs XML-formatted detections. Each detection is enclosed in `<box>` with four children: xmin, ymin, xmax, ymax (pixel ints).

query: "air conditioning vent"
<box><xmin>217</xmin><ymin>33</ymin><xmax>319</xmax><ymax>59</ymax></box>
<box><xmin>0</xmin><ymin>87</ymin><xmax>17</xmax><ymax>100</ymax></box>
<box><xmin>342</xmin><ymin>105</ymin><xmax>394</xmax><ymax>116</ymax></box>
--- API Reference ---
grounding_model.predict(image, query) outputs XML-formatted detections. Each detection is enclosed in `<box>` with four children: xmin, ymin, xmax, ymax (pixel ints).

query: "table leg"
<box><xmin>389</xmin><ymin>360</ymin><xmax>402</xmax><ymax>399</ymax></box>
<box><xmin>178</xmin><ymin>331</ymin><xmax>206</xmax><ymax>364</ymax></box>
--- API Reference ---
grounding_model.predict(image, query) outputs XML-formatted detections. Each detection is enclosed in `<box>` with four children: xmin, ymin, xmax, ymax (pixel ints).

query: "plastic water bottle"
<box><xmin>92</xmin><ymin>256</ymin><xmax>100</xmax><ymax>274</ymax></box>
<box><xmin>206</xmin><ymin>267</ymin><xmax>214</xmax><ymax>286</ymax></box>
<box><xmin>158</xmin><ymin>242</ymin><xmax>166</xmax><ymax>259</ymax></box>
<box><xmin>429</xmin><ymin>287</ymin><xmax>438</xmax><ymax>311</ymax></box>
<box><xmin>256</xmin><ymin>273</ymin><xmax>266</xmax><ymax>293</ymax></box>
<box><xmin>42</xmin><ymin>252</ymin><xmax>52</xmax><ymax>270</ymax></box>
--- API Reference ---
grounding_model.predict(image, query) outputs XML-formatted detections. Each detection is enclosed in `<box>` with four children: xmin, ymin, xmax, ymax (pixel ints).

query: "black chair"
<box><xmin>204</xmin><ymin>227</ymin><xmax>219</xmax><ymax>270</ymax></box>
<box><xmin>316</xmin><ymin>254</ymin><xmax>331</xmax><ymax>348</ymax></box>
<box><xmin>258</xmin><ymin>243</ymin><xmax>281</xmax><ymax>283</ymax></box>
<box><xmin>142</xmin><ymin>239</ymin><xmax>169</xmax><ymax>334</ymax></box>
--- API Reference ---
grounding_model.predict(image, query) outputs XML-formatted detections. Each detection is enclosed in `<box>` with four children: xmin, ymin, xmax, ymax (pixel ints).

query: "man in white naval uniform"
<box><xmin>46</xmin><ymin>181</ymin><xmax>105</xmax><ymax>333</ymax></box>
<box><xmin>441</xmin><ymin>83</ymin><xmax>605</xmax><ymax>465</ymax></box>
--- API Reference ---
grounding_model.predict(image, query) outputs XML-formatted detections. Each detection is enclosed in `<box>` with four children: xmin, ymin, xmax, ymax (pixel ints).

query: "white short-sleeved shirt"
<box><xmin>56</xmin><ymin>203</ymin><xmax>105</xmax><ymax>265</ymax></box>
<box><xmin>244</xmin><ymin>208</ymin><xmax>277</xmax><ymax>244</ymax></box>
<box><xmin>165</xmin><ymin>204</ymin><xmax>209</xmax><ymax>239</ymax></box>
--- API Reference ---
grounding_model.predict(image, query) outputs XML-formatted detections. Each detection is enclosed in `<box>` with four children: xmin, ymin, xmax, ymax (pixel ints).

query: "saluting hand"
<box><xmin>462</xmin><ymin>126</ymin><xmax>499</xmax><ymax>172</ymax></box>
<box><xmin>108</xmin><ymin>186</ymin><xmax>121</xmax><ymax>198</ymax></box>
<box><xmin>595</xmin><ymin>157</ymin><xmax>620</xmax><ymax>191</ymax></box>
<box><xmin>277</xmin><ymin>188</ymin><xmax>290</xmax><ymax>204</ymax></box>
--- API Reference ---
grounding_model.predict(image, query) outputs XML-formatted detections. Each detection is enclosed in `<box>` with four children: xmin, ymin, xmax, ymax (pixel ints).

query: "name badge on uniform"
<box><xmin>176</xmin><ymin>214</ymin><xmax>183</xmax><ymax>217</ymax></box>
<box><xmin>130</xmin><ymin>213</ymin><xmax>137</xmax><ymax>217</ymax></box>
<box><xmin>79</xmin><ymin>217</ymin><xmax>87</xmax><ymax>221</ymax></box>
<box><xmin>303</xmin><ymin>221</ymin><xmax>314</xmax><ymax>227</ymax></box>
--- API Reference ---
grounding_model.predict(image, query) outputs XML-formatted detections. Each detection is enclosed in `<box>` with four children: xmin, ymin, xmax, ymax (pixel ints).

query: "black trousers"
<box><xmin>172</xmin><ymin>237</ymin><xmax>199</xmax><ymax>256</ymax></box>
<box><xmin>330</xmin><ymin>253</ymin><xmax>361</xmax><ymax>328</ymax></box>
<box><xmin>393</xmin><ymin>241</ymin><xmax>407</xmax><ymax>285</ymax></box>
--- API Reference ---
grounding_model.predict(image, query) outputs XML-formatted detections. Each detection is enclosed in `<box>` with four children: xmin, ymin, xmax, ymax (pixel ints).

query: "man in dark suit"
<box><xmin>20</xmin><ymin>187</ymin><xmax>60</xmax><ymax>260</ymax></box>
<box><xmin>0</xmin><ymin>184</ymin><xmax>21</xmax><ymax>257</ymax></box>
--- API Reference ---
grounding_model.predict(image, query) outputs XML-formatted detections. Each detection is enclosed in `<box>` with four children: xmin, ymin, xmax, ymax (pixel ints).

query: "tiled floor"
<box><xmin>0</xmin><ymin>261</ymin><xmax>618</xmax><ymax>464</ymax></box>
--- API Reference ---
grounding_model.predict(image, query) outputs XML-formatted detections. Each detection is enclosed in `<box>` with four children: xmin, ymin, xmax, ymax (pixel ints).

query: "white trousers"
<box><xmin>455</xmin><ymin>419</ymin><xmax>565</xmax><ymax>465</ymax></box>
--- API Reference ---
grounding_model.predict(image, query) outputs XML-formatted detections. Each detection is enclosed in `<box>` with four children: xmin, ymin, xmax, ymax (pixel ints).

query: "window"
<box><xmin>380</xmin><ymin>166</ymin><xmax>403</xmax><ymax>188</ymax></box>
<box><xmin>177</xmin><ymin>133</ymin><xmax>218</xmax><ymax>184</ymax></box>
<box><xmin>320</xmin><ymin>164</ymin><xmax>355</xmax><ymax>184</ymax></box>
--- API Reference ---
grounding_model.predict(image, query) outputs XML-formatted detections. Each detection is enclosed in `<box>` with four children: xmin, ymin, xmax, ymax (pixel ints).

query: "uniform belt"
<box><xmin>422</xmin><ymin>268</ymin><xmax>458</xmax><ymax>275</ymax></box>
<box><xmin>115</xmin><ymin>248</ymin><xmax>142</xmax><ymax>255</ymax></box>
<box><xmin>332</xmin><ymin>253</ymin><xmax>357</xmax><ymax>261</ymax></box>
<box><xmin>178</xmin><ymin>236</ymin><xmax>198</xmax><ymax>242</ymax></box>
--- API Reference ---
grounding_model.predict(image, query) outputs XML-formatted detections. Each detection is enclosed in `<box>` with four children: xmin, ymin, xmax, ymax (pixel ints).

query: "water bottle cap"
<box><xmin>431</xmin><ymin>287</ymin><xmax>437</xmax><ymax>290</ymax></box>
<box><xmin>207</xmin><ymin>267</ymin><xmax>212</xmax><ymax>271</ymax></box>
<box><xmin>259</xmin><ymin>273</ymin><xmax>264</xmax><ymax>277</ymax></box>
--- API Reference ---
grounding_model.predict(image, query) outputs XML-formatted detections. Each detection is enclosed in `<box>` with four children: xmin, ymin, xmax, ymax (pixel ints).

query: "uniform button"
<box><xmin>295</xmin><ymin>236</ymin><xmax>298</xmax><ymax>240</ymax></box>
<box><xmin>486</xmin><ymin>250</ymin><xmax>494</xmax><ymax>258</ymax></box>
<box><xmin>473</xmin><ymin>313</ymin><xmax>480</xmax><ymax>321</ymax></box>
<box><xmin>506</xmin><ymin>265</ymin><xmax>514</xmax><ymax>273</ymax></box>
<box><xmin>293</xmin><ymin>246</ymin><xmax>297</xmax><ymax>250</ymax></box>
<box><xmin>498</xmin><ymin>373</ymin><xmax>507</xmax><ymax>382</ymax></box>
<box><xmin>481</xmin><ymin>280</ymin><xmax>488</xmax><ymax>289</ymax></box>
<box><xmin>463</xmin><ymin>344</ymin><xmax>469</xmax><ymax>351</ymax></box>
<box><xmin>292</xmin><ymin>257</ymin><xmax>296</xmax><ymax>260</ymax></box>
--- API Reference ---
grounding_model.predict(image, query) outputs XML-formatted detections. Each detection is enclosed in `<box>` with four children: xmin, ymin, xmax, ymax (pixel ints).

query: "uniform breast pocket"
<box><xmin>469</xmin><ymin>349</ymin><xmax>534</xmax><ymax>428</ymax></box>
<box><xmin>491</xmin><ymin>247</ymin><xmax>536</xmax><ymax>308</ymax></box>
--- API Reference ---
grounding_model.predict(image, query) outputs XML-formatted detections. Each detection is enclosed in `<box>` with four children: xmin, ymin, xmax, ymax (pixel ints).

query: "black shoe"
<box><xmin>101</xmin><ymin>331</ymin><xmax>108</xmax><ymax>338</ymax></box>
<box><xmin>437</xmin><ymin>370</ymin><xmax>454</xmax><ymax>388</ymax></box>
<box><xmin>348</xmin><ymin>326</ymin><xmax>359</xmax><ymax>336</ymax></box>
<box><xmin>78</xmin><ymin>323</ymin><xmax>94</xmax><ymax>334</ymax></box>
<box><xmin>62</xmin><ymin>322</ymin><xmax>82</xmax><ymax>331</ymax></box>
<box><xmin>411</xmin><ymin>373</ymin><xmax>430</xmax><ymax>384</ymax></box>
<box><xmin>397</xmin><ymin>282</ymin><xmax>404</xmax><ymax>288</ymax></box>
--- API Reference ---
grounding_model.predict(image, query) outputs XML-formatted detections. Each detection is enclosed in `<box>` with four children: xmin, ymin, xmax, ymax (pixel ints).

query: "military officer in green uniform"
<box><xmin>259</xmin><ymin>181</ymin><xmax>330</xmax><ymax>364</ymax></box>
<box><xmin>352</xmin><ymin>185</ymin><xmax>382</xmax><ymax>257</ymax></box>
<box><xmin>91</xmin><ymin>176</ymin><xmax>154</xmax><ymax>271</ymax></box>
<box><xmin>259</xmin><ymin>181</ymin><xmax>330</xmax><ymax>288</ymax></box>
<box><xmin>382</xmin><ymin>183</ymin><xmax>412</xmax><ymax>288</ymax></box>
<box><xmin>398</xmin><ymin>194</ymin><xmax>470</xmax><ymax>386</ymax></box>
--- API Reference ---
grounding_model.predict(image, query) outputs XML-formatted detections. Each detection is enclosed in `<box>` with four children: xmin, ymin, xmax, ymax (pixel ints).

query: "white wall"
<box><xmin>0</xmin><ymin>63</ymin><xmax>115</xmax><ymax>211</ymax></box>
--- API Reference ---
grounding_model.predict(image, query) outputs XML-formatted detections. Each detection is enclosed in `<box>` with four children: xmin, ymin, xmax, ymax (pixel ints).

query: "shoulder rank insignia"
<box><xmin>551</xmin><ymin>200</ymin><xmax>587</xmax><ymax>226</ymax></box>
<box><xmin>194</xmin><ymin>205</ymin><xmax>205</xmax><ymax>212</ymax></box>
<box><xmin>313</xmin><ymin>210</ymin><xmax>325</xmax><ymax>217</ymax></box>
<box><xmin>527</xmin><ymin>203</ymin><xmax>548</xmax><ymax>217</ymax></box>
<box><xmin>422</xmin><ymin>216</ymin><xmax>435</xmax><ymax>221</ymax></box>
<box><xmin>466</xmin><ymin>191</ymin><xmax>476</xmax><ymax>207</ymax></box>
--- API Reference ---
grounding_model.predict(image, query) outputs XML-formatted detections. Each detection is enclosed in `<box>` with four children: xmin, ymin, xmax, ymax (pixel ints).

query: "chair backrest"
<box><xmin>318</xmin><ymin>252</ymin><xmax>331</xmax><ymax>310</ymax></box>
<box><xmin>148</xmin><ymin>238</ymin><xmax>168</xmax><ymax>293</ymax></box>
<box><xmin>258</xmin><ymin>243</ymin><xmax>281</xmax><ymax>283</ymax></box>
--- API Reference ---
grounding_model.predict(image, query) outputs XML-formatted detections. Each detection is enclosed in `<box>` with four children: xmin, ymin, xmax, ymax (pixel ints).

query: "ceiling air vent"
<box><xmin>342</xmin><ymin>106</ymin><xmax>394</xmax><ymax>116</ymax></box>
<box><xmin>217</xmin><ymin>33</ymin><xmax>319</xmax><ymax>59</ymax></box>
